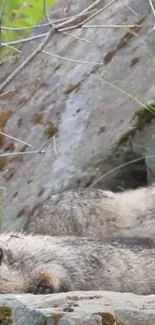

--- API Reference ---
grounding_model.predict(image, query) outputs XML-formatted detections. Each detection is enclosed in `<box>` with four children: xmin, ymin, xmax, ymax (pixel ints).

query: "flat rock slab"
<box><xmin>1</xmin><ymin>291</ymin><xmax>155</xmax><ymax>324</ymax></box>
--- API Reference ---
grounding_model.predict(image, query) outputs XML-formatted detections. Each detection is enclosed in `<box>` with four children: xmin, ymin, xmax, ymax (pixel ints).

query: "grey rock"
<box><xmin>0</xmin><ymin>0</ymin><xmax>155</xmax><ymax>231</ymax></box>
<box><xmin>1</xmin><ymin>291</ymin><xmax>155</xmax><ymax>325</ymax></box>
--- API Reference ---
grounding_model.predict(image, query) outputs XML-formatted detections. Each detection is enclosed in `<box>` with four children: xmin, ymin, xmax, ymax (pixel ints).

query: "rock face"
<box><xmin>0</xmin><ymin>2</ymin><xmax>155</xmax><ymax>324</ymax></box>
<box><xmin>0</xmin><ymin>0</ymin><xmax>155</xmax><ymax>232</ymax></box>
<box><xmin>0</xmin><ymin>291</ymin><xmax>155</xmax><ymax>325</ymax></box>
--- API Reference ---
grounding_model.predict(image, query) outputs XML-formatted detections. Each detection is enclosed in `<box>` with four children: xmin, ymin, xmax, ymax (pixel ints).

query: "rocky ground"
<box><xmin>1</xmin><ymin>291</ymin><xmax>155</xmax><ymax>325</ymax></box>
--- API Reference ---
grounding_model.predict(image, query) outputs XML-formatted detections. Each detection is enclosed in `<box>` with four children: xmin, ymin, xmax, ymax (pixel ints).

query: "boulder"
<box><xmin>0</xmin><ymin>291</ymin><xmax>155</xmax><ymax>325</ymax></box>
<box><xmin>0</xmin><ymin>0</ymin><xmax>155</xmax><ymax>231</ymax></box>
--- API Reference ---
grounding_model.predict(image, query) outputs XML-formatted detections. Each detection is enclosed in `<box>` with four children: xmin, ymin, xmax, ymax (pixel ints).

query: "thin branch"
<box><xmin>103</xmin><ymin>79</ymin><xmax>155</xmax><ymax>115</ymax></box>
<box><xmin>0</xmin><ymin>137</ymin><xmax>55</xmax><ymax>158</ymax></box>
<box><xmin>0</xmin><ymin>26</ymin><xmax>55</xmax><ymax>94</ymax></box>
<box><xmin>0</xmin><ymin>131</ymin><xmax>32</xmax><ymax>147</ymax></box>
<box><xmin>37</xmin><ymin>137</ymin><xmax>54</xmax><ymax>153</ymax></box>
<box><xmin>53</xmin><ymin>136</ymin><xmax>57</xmax><ymax>154</ymax></box>
<box><xmin>0</xmin><ymin>151</ymin><xmax>45</xmax><ymax>158</ymax></box>
<box><xmin>89</xmin><ymin>153</ymin><xmax>155</xmax><ymax>188</ymax></box>
<box><xmin>58</xmin><ymin>2</ymin><xmax>117</xmax><ymax>32</ymax></box>
<box><xmin>0</xmin><ymin>0</ymin><xmax>106</xmax><ymax>94</ymax></box>
<box><xmin>148</xmin><ymin>0</ymin><xmax>155</xmax><ymax>30</ymax></box>
<box><xmin>1</xmin><ymin>23</ymin><xmax>50</xmax><ymax>31</ymax></box>
<box><xmin>42</xmin><ymin>50</ymin><xmax>103</xmax><ymax>65</ymax></box>
<box><xmin>82</xmin><ymin>24</ymin><xmax>143</xmax><ymax>29</ymax></box>
<box><xmin>2</xmin><ymin>43</ymin><xmax>22</xmax><ymax>53</ymax></box>
<box><xmin>80</xmin><ymin>0</ymin><xmax>117</xmax><ymax>26</ymax></box>
<box><xmin>0</xmin><ymin>9</ymin><xmax>97</xmax><ymax>31</ymax></box>
<box><xmin>122</xmin><ymin>1</ymin><xmax>139</xmax><ymax>16</ymax></box>
<box><xmin>1</xmin><ymin>32</ymin><xmax>47</xmax><ymax>46</ymax></box>
<box><xmin>0</xmin><ymin>138</ymin><xmax>55</xmax><ymax>159</ymax></box>
<box><xmin>62</xmin><ymin>31</ymin><xmax>91</xmax><ymax>43</ymax></box>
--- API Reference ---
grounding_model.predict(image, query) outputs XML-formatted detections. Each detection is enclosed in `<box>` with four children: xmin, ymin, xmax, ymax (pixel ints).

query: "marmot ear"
<box><xmin>0</xmin><ymin>248</ymin><xmax>4</xmax><ymax>264</ymax></box>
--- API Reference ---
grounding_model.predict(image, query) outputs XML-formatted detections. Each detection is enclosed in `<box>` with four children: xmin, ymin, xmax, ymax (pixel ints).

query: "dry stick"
<box><xmin>82</xmin><ymin>24</ymin><xmax>143</xmax><ymax>28</ymax></box>
<box><xmin>2</xmin><ymin>43</ymin><xmax>21</xmax><ymax>53</ymax></box>
<box><xmin>59</xmin><ymin>0</ymin><xmax>117</xmax><ymax>32</ymax></box>
<box><xmin>1</xmin><ymin>32</ymin><xmax>47</xmax><ymax>46</ymax></box>
<box><xmin>89</xmin><ymin>154</ymin><xmax>155</xmax><ymax>188</ymax></box>
<box><xmin>0</xmin><ymin>26</ymin><xmax>55</xmax><ymax>94</ymax></box>
<box><xmin>80</xmin><ymin>0</ymin><xmax>117</xmax><ymax>26</ymax></box>
<box><xmin>0</xmin><ymin>137</ymin><xmax>55</xmax><ymax>163</ymax></box>
<box><xmin>148</xmin><ymin>0</ymin><xmax>155</xmax><ymax>29</ymax></box>
<box><xmin>0</xmin><ymin>131</ymin><xmax>32</xmax><ymax>147</ymax></box>
<box><xmin>42</xmin><ymin>49</ymin><xmax>103</xmax><ymax>65</ymax></box>
<box><xmin>1</xmin><ymin>9</ymin><xmax>97</xmax><ymax>31</ymax></box>
<box><xmin>122</xmin><ymin>1</ymin><xmax>139</xmax><ymax>16</ymax></box>
<box><xmin>0</xmin><ymin>0</ymin><xmax>105</xmax><ymax>94</ymax></box>
<box><xmin>0</xmin><ymin>137</ymin><xmax>55</xmax><ymax>159</ymax></box>
<box><xmin>62</xmin><ymin>31</ymin><xmax>91</xmax><ymax>44</ymax></box>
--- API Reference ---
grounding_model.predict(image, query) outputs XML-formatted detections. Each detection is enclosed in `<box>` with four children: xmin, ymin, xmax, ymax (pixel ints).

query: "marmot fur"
<box><xmin>24</xmin><ymin>185</ymin><xmax>155</xmax><ymax>238</ymax></box>
<box><xmin>0</xmin><ymin>233</ymin><xmax>155</xmax><ymax>295</ymax></box>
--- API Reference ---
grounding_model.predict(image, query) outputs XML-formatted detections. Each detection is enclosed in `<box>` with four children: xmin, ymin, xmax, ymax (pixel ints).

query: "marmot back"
<box><xmin>1</xmin><ymin>233</ymin><xmax>155</xmax><ymax>295</ymax></box>
<box><xmin>24</xmin><ymin>185</ymin><xmax>155</xmax><ymax>238</ymax></box>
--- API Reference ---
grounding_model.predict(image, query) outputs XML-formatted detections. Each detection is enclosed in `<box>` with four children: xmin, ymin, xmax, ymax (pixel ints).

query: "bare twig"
<box><xmin>37</xmin><ymin>138</ymin><xmax>54</xmax><ymax>153</ymax></box>
<box><xmin>82</xmin><ymin>24</ymin><xmax>143</xmax><ymax>29</ymax></box>
<box><xmin>0</xmin><ymin>151</ymin><xmax>45</xmax><ymax>158</ymax></box>
<box><xmin>1</xmin><ymin>9</ymin><xmax>97</xmax><ymax>31</ymax></box>
<box><xmin>80</xmin><ymin>0</ymin><xmax>117</xmax><ymax>26</ymax></box>
<box><xmin>1</xmin><ymin>32</ymin><xmax>47</xmax><ymax>46</ymax></box>
<box><xmin>53</xmin><ymin>136</ymin><xmax>57</xmax><ymax>154</ymax></box>
<box><xmin>61</xmin><ymin>31</ymin><xmax>91</xmax><ymax>43</ymax></box>
<box><xmin>89</xmin><ymin>153</ymin><xmax>155</xmax><ymax>188</ymax></box>
<box><xmin>1</xmin><ymin>23</ymin><xmax>50</xmax><ymax>31</ymax></box>
<box><xmin>42</xmin><ymin>49</ymin><xmax>103</xmax><ymax>65</ymax></box>
<box><xmin>0</xmin><ymin>131</ymin><xmax>32</xmax><ymax>148</ymax></box>
<box><xmin>0</xmin><ymin>137</ymin><xmax>56</xmax><ymax>159</ymax></box>
<box><xmin>0</xmin><ymin>0</ymin><xmax>106</xmax><ymax>94</ymax></box>
<box><xmin>2</xmin><ymin>43</ymin><xmax>22</xmax><ymax>53</ymax></box>
<box><xmin>122</xmin><ymin>1</ymin><xmax>139</xmax><ymax>16</ymax></box>
<box><xmin>0</xmin><ymin>26</ymin><xmax>55</xmax><ymax>94</ymax></box>
<box><xmin>148</xmin><ymin>0</ymin><xmax>155</xmax><ymax>30</ymax></box>
<box><xmin>58</xmin><ymin>0</ymin><xmax>115</xmax><ymax>32</ymax></box>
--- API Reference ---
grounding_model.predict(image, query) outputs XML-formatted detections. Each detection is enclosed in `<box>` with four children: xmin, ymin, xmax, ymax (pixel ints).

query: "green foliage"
<box><xmin>0</xmin><ymin>0</ymin><xmax>56</xmax><ymax>59</ymax></box>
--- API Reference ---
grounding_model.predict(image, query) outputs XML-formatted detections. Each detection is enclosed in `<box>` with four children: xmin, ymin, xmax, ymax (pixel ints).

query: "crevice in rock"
<box><xmin>92</xmin><ymin>149</ymin><xmax>147</xmax><ymax>192</ymax></box>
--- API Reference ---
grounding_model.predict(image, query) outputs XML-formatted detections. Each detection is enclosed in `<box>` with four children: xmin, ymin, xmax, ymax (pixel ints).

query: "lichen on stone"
<box><xmin>95</xmin><ymin>312</ymin><xmax>124</xmax><ymax>325</ymax></box>
<box><xmin>44</xmin><ymin>122</ymin><xmax>58</xmax><ymax>137</ymax></box>
<box><xmin>0</xmin><ymin>305</ymin><xmax>13</xmax><ymax>324</ymax></box>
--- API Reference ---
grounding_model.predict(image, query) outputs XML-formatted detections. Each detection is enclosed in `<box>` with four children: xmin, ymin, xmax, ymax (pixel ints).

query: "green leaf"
<box><xmin>0</xmin><ymin>0</ymin><xmax>56</xmax><ymax>60</ymax></box>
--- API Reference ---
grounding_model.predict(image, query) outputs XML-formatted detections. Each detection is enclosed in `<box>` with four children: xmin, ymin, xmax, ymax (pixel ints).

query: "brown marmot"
<box><xmin>0</xmin><ymin>233</ymin><xmax>155</xmax><ymax>295</ymax></box>
<box><xmin>24</xmin><ymin>185</ymin><xmax>155</xmax><ymax>238</ymax></box>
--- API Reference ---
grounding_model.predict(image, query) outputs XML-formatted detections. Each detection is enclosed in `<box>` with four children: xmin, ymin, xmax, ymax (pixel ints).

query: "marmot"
<box><xmin>24</xmin><ymin>185</ymin><xmax>155</xmax><ymax>238</ymax></box>
<box><xmin>0</xmin><ymin>233</ymin><xmax>155</xmax><ymax>295</ymax></box>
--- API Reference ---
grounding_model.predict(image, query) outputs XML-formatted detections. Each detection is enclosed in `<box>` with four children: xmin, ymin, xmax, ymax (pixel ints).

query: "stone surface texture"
<box><xmin>1</xmin><ymin>291</ymin><xmax>155</xmax><ymax>325</ymax></box>
<box><xmin>0</xmin><ymin>0</ymin><xmax>155</xmax><ymax>324</ymax></box>
<box><xmin>0</xmin><ymin>0</ymin><xmax>155</xmax><ymax>231</ymax></box>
